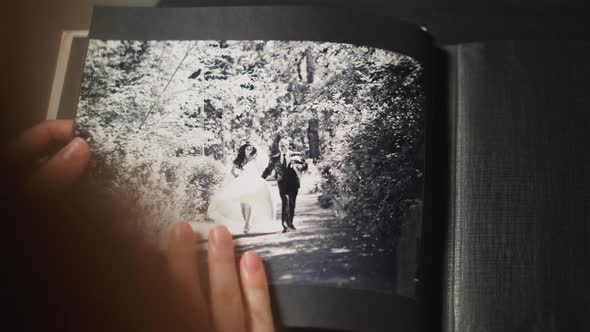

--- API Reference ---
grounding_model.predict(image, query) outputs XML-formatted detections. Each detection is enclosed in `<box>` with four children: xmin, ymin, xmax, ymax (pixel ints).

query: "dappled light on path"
<box><xmin>191</xmin><ymin>165</ymin><xmax>411</xmax><ymax>294</ymax></box>
<box><xmin>236</xmin><ymin>188</ymin><xmax>400</xmax><ymax>292</ymax></box>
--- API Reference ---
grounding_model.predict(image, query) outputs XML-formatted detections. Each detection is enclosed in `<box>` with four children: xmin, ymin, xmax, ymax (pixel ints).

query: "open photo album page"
<box><xmin>74</xmin><ymin>38</ymin><xmax>426</xmax><ymax>298</ymax></box>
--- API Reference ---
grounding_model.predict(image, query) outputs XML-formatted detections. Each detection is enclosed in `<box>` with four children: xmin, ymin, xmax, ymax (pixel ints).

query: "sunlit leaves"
<box><xmin>76</xmin><ymin>39</ymin><xmax>424</xmax><ymax>243</ymax></box>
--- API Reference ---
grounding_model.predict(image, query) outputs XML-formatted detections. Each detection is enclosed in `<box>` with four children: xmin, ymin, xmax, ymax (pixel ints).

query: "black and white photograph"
<box><xmin>75</xmin><ymin>39</ymin><xmax>425</xmax><ymax>297</ymax></box>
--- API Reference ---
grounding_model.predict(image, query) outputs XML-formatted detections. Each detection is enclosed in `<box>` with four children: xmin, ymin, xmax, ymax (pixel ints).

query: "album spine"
<box><xmin>442</xmin><ymin>44</ymin><xmax>459</xmax><ymax>332</ymax></box>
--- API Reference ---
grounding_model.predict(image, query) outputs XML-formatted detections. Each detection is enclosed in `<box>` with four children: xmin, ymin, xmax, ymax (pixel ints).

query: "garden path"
<box><xmin>229</xmin><ymin>182</ymin><xmax>401</xmax><ymax>292</ymax></box>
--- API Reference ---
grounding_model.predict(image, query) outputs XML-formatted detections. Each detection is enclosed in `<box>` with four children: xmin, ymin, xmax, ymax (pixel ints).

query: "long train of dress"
<box><xmin>204</xmin><ymin>157</ymin><xmax>279</xmax><ymax>235</ymax></box>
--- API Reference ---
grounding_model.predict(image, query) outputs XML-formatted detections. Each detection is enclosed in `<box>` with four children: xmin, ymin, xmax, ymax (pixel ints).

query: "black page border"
<box><xmin>87</xmin><ymin>6</ymin><xmax>437</xmax><ymax>331</ymax></box>
<box><xmin>90</xmin><ymin>6</ymin><xmax>433</xmax><ymax>64</ymax></box>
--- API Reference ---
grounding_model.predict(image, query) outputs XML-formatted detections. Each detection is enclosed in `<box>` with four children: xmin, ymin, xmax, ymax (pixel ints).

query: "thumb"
<box><xmin>25</xmin><ymin>137</ymin><xmax>91</xmax><ymax>196</ymax></box>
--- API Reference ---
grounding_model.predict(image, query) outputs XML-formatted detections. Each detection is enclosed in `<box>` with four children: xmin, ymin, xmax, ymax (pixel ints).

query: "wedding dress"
<box><xmin>206</xmin><ymin>154</ymin><xmax>278</xmax><ymax>234</ymax></box>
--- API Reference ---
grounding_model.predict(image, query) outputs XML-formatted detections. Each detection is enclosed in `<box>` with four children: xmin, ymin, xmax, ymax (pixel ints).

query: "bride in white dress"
<box><xmin>207</xmin><ymin>142</ymin><xmax>277</xmax><ymax>234</ymax></box>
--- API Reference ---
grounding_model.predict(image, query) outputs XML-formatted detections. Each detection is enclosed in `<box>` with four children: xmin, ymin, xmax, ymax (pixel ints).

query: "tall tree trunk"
<box><xmin>307</xmin><ymin>118</ymin><xmax>320</xmax><ymax>160</ymax></box>
<box><xmin>304</xmin><ymin>48</ymin><xmax>315</xmax><ymax>84</ymax></box>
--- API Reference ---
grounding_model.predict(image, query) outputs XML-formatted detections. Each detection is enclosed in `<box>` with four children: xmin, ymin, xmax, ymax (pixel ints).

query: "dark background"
<box><xmin>3</xmin><ymin>2</ymin><xmax>590</xmax><ymax>331</ymax></box>
<box><xmin>445</xmin><ymin>40</ymin><xmax>590</xmax><ymax>332</ymax></box>
<box><xmin>158</xmin><ymin>0</ymin><xmax>590</xmax><ymax>44</ymax></box>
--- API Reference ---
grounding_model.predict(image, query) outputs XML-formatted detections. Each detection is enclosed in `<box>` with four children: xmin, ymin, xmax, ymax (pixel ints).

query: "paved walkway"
<box><xmin>231</xmin><ymin>182</ymin><xmax>401</xmax><ymax>293</ymax></box>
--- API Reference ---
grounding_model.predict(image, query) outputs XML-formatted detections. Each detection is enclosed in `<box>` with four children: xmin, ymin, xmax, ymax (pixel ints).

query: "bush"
<box><xmin>317</xmin><ymin>162</ymin><xmax>338</xmax><ymax>209</ymax></box>
<box><xmin>317</xmin><ymin>59</ymin><xmax>425</xmax><ymax>241</ymax></box>
<box><xmin>185</xmin><ymin>157</ymin><xmax>226</xmax><ymax>215</ymax></box>
<box><xmin>98</xmin><ymin>155</ymin><xmax>225</xmax><ymax>243</ymax></box>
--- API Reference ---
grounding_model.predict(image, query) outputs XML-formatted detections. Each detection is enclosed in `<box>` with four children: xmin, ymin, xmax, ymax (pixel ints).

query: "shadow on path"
<box><xmin>233</xmin><ymin>188</ymin><xmax>401</xmax><ymax>293</ymax></box>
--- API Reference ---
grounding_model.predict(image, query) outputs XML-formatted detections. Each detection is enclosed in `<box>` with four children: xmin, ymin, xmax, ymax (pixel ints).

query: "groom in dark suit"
<box><xmin>262</xmin><ymin>138</ymin><xmax>308</xmax><ymax>233</ymax></box>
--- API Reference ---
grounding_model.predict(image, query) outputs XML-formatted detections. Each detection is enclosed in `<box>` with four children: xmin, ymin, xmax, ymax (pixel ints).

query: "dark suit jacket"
<box><xmin>261</xmin><ymin>152</ymin><xmax>308</xmax><ymax>191</ymax></box>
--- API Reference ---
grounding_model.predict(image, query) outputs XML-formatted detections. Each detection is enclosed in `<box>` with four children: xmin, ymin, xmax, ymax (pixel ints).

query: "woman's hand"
<box><xmin>2</xmin><ymin>120</ymin><xmax>90</xmax><ymax>196</ymax></box>
<box><xmin>167</xmin><ymin>223</ymin><xmax>275</xmax><ymax>332</ymax></box>
<box><xmin>3</xmin><ymin>121</ymin><xmax>274</xmax><ymax>331</ymax></box>
<box><xmin>231</xmin><ymin>165</ymin><xmax>241</xmax><ymax>178</ymax></box>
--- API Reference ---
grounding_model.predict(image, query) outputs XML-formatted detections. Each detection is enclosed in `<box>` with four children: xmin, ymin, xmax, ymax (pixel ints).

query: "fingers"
<box><xmin>208</xmin><ymin>225</ymin><xmax>247</xmax><ymax>332</ymax></box>
<box><xmin>169</xmin><ymin>224</ymin><xmax>274</xmax><ymax>332</ymax></box>
<box><xmin>166</xmin><ymin>222</ymin><xmax>211</xmax><ymax>328</ymax></box>
<box><xmin>3</xmin><ymin>120</ymin><xmax>91</xmax><ymax>196</ymax></box>
<box><xmin>25</xmin><ymin>137</ymin><xmax>90</xmax><ymax>196</ymax></box>
<box><xmin>240</xmin><ymin>251</ymin><xmax>274</xmax><ymax>332</ymax></box>
<box><xmin>6</xmin><ymin>120</ymin><xmax>74</xmax><ymax>163</ymax></box>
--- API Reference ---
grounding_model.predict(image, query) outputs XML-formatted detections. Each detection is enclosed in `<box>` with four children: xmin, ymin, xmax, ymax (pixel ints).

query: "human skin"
<box><xmin>3</xmin><ymin>120</ymin><xmax>275</xmax><ymax>332</ymax></box>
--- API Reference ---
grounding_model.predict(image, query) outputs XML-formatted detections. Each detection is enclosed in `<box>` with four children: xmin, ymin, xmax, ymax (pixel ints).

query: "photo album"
<box><xmin>57</xmin><ymin>4</ymin><xmax>590</xmax><ymax>332</ymax></box>
<box><xmin>67</xmin><ymin>6</ymin><xmax>433</xmax><ymax>332</ymax></box>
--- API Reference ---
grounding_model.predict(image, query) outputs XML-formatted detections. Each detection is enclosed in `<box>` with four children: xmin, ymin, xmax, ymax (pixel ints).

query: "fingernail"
<box><xmin>242</xmin><ymin>251</ymin><xmax>262</xmax><ymax>275</ymax></box>
<box><xmin>210</xmin><ymin>225</ymin><xmax>232</xmax><ymax>248</ymax></box>
<box><xmin>174</xmin><ymin>222</ymin><xmax>194</xmax><ymax>241</ymax></box>
<box><xmin>62</xmin><ymin>138</ymin><xmax>86</xmax><ymax>161</ymax></box>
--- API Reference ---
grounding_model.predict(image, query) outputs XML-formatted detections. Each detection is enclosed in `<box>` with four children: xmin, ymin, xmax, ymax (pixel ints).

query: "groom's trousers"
<box><xmin>278</xmin><ymin>186</ymin><xmax>298</xmax><ymax>228</ymax></box>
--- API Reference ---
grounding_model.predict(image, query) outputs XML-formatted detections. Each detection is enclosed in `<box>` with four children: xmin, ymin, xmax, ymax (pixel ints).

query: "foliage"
<box><xmin>315</xmin><ymin>57</ymin><xmax>425</xmax><ymax>240</ymax></box>
<box><xmin>111</xmin><ymin>155</ymin><xmax>225</xmax><ymax>242</ymax></box>
<box><xmin>75</xmin><ymin>39</ymin><xmax>424</xmax><ymax>242</ymax></box>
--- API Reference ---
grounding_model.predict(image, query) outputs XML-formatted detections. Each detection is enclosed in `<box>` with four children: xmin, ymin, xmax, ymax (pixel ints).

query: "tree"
<box><xmin>76</xmin><ymin>39</ymin><xmax>424</xmax><ymax>243</ymax></box>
